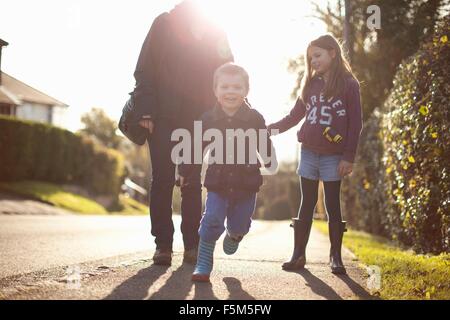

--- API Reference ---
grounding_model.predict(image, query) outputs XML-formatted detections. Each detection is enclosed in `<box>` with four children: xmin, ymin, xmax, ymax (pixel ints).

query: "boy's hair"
<box><xmin>301</xmin><ymin>34</ymin><xmax>358</xmax><ymax>102</ymax></box>
<box><xmin>213</xmin><ymin>62</ymin><xmax>250</xmax><ymax>91</ymax></box>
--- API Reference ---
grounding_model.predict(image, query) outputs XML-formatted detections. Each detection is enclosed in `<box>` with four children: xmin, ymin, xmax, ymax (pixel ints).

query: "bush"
<box><xmin>263</xmin><ymin>197</ymin><xmax>293</xmax><ymax>220</ymax></box>
<box><xmin>342</xmin><ymin>110</ymin><xmax>390</xmax><ymax>237</ymax></box>
<box><xmin>255</xmin><ymin>166</ymin><xmax>300</xmax><ymax>220</ymax></box>
<box><xmin>342</xmin><ymin>17</ymin><xmax>450</xmax><ymax>254</ymax></box>
<box><xmin>381</xmin><ymin>17</ymin><xmax>450</xmax><ymax>253</ymax></box>
<box><xmin>0</xmin><ymin>117</ymin><xmax>125</xmax><ymax>196</ymax></box>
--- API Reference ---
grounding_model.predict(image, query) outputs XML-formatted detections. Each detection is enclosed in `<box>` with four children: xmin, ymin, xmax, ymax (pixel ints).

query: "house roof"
<box><xmin>0</xmin><ymin>86</ymin><xmax>21</xmax><ymax>105</ymax></box>
<box><xmin>0</xmin><ymin>72</ymin><xmax>68</xmax><ymax>107</ymax></box>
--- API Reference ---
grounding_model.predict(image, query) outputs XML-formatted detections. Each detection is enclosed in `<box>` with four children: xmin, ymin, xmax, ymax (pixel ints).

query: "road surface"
<box><xmin>0</xmin><ymin>214</ymin><xmax>373</xmax><ymax>300</ymax></box>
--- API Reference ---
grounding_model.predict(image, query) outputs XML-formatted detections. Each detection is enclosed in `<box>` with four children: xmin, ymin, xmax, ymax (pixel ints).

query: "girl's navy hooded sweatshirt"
<box><xmin>269</xmin><ymin>75</ymin><xmax>363</xmax><ymax>163</ymax></box>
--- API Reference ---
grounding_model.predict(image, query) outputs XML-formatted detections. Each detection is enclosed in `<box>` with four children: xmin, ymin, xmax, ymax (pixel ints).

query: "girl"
<box><xmin>268</xmin><ymin>34</ymin><xmax>363</xmax><ymax>274</ymax></box>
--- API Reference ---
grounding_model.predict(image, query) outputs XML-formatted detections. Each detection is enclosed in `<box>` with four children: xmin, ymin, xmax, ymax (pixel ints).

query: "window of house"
<box><xmin>0</xmin><ymin>104</ymin><xmax>13</xmax><ymax>115</ymax></box>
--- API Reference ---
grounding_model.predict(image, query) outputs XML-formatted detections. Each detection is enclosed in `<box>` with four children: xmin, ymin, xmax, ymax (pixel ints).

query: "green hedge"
<box><xmin>382</xmin><ymin>17</ymin><xmax>450</xmax><ymax>254</ymax></box>
<box><xmin>0</xmin><ymin>116</ymin><xmax>125</xmax><ymax>196</ymax></box>
<box><xmin>341</xmin><ymin>110</ymin><xmax>390</xmax><ymax>237</ymax></box>
<box><xmin>342</xmin><ymin>17</ymin><xmax>449</xmax><ymax>254</ymax></box>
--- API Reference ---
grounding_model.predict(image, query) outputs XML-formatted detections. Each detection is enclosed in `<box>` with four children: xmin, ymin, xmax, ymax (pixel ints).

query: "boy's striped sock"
<box><xmin>223</xmin><ymin>233</ymin><xmax>242</xmax><ymax>255</ymax></box>
<box><xmin>192</xmin><ymin>240</ymin><xmax>215</xmax><ymax>282</ymax></box>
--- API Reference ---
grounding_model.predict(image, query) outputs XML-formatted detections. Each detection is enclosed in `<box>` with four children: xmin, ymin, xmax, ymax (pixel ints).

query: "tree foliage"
<box><xmin>80</xmin><ymin>107</ymin><xmax>122</xmax><ymax>149</ymax></box>
<box><xmin>342</xmin><ymin>15</ymin><xmax>450</xmax><ymax>254</ymax></box>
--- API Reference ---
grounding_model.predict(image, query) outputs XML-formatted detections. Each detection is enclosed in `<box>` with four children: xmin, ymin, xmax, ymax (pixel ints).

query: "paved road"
<box><xmin>0</xmin><ymin>215</ymin><xmax>156</xmax><ymax>278</ymax></box>
<box><xmin>0</xmin><ymin>215</ymin><xmax>373</xmax><ymax>300</ymax></box>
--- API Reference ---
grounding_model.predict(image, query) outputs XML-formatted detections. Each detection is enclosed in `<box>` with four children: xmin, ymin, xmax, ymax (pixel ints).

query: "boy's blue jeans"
<box><xmin>199</xmin><ymin>192</ymin><xmax>257</xmax><ymax>243</ymax></box>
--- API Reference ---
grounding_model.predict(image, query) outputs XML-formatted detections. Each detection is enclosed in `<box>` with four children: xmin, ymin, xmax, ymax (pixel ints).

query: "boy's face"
<box><xmin>214</xmin><ymin>73</ymin><xmax>248</xmax><ymax>113</ymax></box>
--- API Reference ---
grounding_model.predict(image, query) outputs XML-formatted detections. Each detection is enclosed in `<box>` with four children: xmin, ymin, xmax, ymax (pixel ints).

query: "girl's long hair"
<box><xmin>300</xmin><ymin>34</ymin><xmax>357</xmax><ymax>102</ymax></box>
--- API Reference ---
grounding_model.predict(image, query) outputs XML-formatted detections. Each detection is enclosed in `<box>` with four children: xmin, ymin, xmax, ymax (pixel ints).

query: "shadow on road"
<box><xmin>223</xmin><ymin>277</ymin><xmax>255</xmax><ymax>300</ymax></box>
<box><xmin>149</xmin><ymin>263</ymin><xmax>197</xmax><ymax>300</ymax></box>
<box><xmin>335</xmin><ymin>274</ymin><xmax>378</xmax><ymax>300</ymax></box>
<box><xmin>296</xmin><ymin>269</ymin><xmax>343</xmax><ymax>300</ymax></box>
<box><xmin>193</xmin><ymin>282</ymin><xmax>218</xmax><ymax>300</ymax></box>
<box><xmin>104</xmin><ymin>264</ymin><xmax>170</xmax><ymax>300</ymax></box>
<box><xmin>104</xmin><ymin>262</ymin><xmax>221</xmax><ymax>300</ymax></box>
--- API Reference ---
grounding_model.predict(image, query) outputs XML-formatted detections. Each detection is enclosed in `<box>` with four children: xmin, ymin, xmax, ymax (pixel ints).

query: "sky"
<box><xmin>1</xmin><ymin>0</ymin><xmax>328</xmax><ymax>162</ymax></box>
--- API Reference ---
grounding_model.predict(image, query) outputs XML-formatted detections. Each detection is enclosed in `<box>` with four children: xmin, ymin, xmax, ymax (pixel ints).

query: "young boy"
<box><xmin>178</xmin><ymin>63</ymin><xmax>277</xmax><ymax>282</ymax></box>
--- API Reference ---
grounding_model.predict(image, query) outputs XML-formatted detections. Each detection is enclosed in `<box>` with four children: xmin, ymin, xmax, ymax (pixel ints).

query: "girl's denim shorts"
<box><xmin>297</xmin><ymin>146</ymin><xmax>343</xmax><ymax>181</ymax></box>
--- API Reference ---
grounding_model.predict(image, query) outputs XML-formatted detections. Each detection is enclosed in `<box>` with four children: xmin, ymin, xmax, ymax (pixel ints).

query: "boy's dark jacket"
<box><xmin>179</xmin><ymin>102</ymin><xmax>274</xmax><ymax>199</ymax></box>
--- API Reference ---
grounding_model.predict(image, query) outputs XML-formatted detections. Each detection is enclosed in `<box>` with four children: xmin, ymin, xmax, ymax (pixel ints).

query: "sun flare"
<box><xmin>190</xmin><ymin>0</ymin><xmax>327</xmax><ymax>162</ymax></box>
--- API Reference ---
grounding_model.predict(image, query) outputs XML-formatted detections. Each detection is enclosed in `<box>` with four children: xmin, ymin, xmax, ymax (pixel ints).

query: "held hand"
<box><xmin>179</xmin><ymin>176</ymin><xmax>185</xmax><ymax>187</ymax></box>
<box><xmin>267</xmin><ymin>124</ymin><xmax>278</xmax><ymax>136</ymax></box>
<box><xmin>139</xmin><ymin>118</ymin><xmax>154</xmax><ymax>134</ymax></box>
<box><xmin>338</xmin><ymin>160</ymin><xmax>353</xmax><ymax>177</ymax></box>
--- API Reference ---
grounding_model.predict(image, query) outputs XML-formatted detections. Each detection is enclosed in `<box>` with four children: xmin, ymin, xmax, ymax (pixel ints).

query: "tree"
<box><xmin>79</xmin><ymin>107</ymin><xmax>151</xmax><ymax>203</ymax></box>
<box><xmin>79</xmin><ymin>107</ymin><xmax>122</xmax><ymax>149</ymax></box>
<box><xmin>118</xmin><ymin>138</ymin><xmax>151</xmax><ymax>201</ymax></box>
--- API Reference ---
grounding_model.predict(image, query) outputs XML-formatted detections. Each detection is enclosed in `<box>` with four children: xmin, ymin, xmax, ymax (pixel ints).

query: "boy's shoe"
<box><xmin>183</xmin><ymin>247</ymin><xmax>198</xmax><ymax>264</ymax></box>
<box><xmin>191</xmin><ymin>273</ymin><xmax>210</xmax><ymax>282</ymax></box>
<box><xmin>152</xmin><ymin>249</ymin><xmax>172</xmax><ymax>266</ymax></box>
<box><xmin>192</xmin><ymin>240</ymin><xmax>215</xmax><ymax>282</ymax></box>
<box><xmin>223</xmin><ymin>233</ymin><xmax>242</xmax><ymax>255</ymax></box>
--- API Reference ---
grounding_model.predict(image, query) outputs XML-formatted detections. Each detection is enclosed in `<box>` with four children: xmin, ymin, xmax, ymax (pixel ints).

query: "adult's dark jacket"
<box><xmin>133</xmin><ymin>3</ymin><xmax>234</xmax><ymax>128</ymax></box>
<box><xmin>179</xmin><ymin>102</ymin><xmax>275</xmax><ymax>199</ymax></box>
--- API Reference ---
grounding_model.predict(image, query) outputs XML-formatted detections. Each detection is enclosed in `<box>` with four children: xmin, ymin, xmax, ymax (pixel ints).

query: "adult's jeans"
<box><xmin>148</xmin><ymin>118</ymin><xmax>202</xmax><ymax>251</ymax></box>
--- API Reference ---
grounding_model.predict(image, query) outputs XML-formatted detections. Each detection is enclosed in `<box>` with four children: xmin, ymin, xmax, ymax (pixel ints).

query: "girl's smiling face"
<box><xmin>308</xmin><ymin>46</ymin><xmax>336</xmax><ymax>76</ymax></box>
<box><xmin>214</xmin><ymin>73</ymin><xmax>248</xmax><ymax>113</ymax></box>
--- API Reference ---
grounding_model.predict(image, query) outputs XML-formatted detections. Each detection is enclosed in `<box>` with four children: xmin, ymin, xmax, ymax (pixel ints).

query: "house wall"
<box><xmin>51</xmin><ymin>105</ymin><xmax>68</xmax><ymax>128</ymax></box>
<box><xmin>16</xmin><ymin>103</ymin><xmax>52</xmax><ymax>124</ymax></box>
<box><xmin>15</xmin><ymin>103</ymin><xmax>68</xmax><ymax>128</ymax></box>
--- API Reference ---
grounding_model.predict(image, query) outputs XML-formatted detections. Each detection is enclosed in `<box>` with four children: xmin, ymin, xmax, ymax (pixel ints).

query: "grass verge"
<box><xmin>0</xmin><ymin>180</ymin><xmax>149</xmax><ymax>215</ymax></box>
<box><xmin>0</xmin><ymin>180</ymin><xmax>108</xmax><ymax>214</ymax></box>
<box><xmin>111</xmin><ymin>194</ymin><xmax>148</xmax><ymax>215</ymax></box>
<box><xmin>313</xmin><ymin>220</ymin><xmax>450</xmax><ymax>300</ymax></box>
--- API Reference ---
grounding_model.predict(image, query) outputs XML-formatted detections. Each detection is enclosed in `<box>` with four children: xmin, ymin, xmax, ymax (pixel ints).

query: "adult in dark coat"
<box><xmin>133</xmin><ymin>0</ymin><xmax>234</xmax><ymax>265</ymax></box>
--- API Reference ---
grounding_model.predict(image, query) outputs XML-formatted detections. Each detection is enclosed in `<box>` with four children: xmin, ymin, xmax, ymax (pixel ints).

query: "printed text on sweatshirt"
<box><xmin>269</xmin><ymin>75</ymin><xmax>363</xmax><ymax>162</ymax></box>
